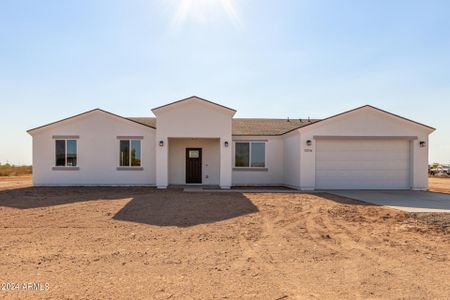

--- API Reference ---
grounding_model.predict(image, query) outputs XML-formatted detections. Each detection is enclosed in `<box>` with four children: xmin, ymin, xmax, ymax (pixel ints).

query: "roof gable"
<box><xmin>27</xmin><ymin>108</ymin><xmax>155</xmax><ymax>135</ymax></box>
<box><xmin>151</xmin><ymin>96</ymin><xmax>236</xmax><ymax>115</ymax></box>
<box><xmin>295</xmin><ymin>105</ymin><xmax>435</xmax><ymax>133</ymax></box>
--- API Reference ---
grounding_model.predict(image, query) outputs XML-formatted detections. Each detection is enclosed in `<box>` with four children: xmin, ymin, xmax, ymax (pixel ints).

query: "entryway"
<box><xmin>167</xmin><ymin>138</ymin><xmax>221</xmax><ymax>186</ymax></box>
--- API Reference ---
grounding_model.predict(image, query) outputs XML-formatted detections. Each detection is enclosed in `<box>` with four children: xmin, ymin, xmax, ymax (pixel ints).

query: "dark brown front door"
<box><xmin>186</xmin><ymin>148</ymin><xmax>202</xmax><ymax>184</ymax></box>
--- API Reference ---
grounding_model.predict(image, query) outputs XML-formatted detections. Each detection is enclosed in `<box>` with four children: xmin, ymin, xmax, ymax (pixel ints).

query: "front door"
<box><xmin>186</xmin><ymin>148</ymin><xmax>202</xmax><ymax>184</ymax></box>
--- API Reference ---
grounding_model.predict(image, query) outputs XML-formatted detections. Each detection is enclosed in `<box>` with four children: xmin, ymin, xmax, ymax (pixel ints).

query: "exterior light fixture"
<box><xmin>419</xmin><ymin>141</ymin><xmax>426</xmax><ymax>148</ymax></box>
<box><xmin>306</xmin><ymin>140</ymin><xmax>312</xmax><ymax>146</ymax></box>
<box><xmin>224</xmin><ymin>141</ymin><xmax>229</xmax><ymax>147</ymax></box>
<box><xmin>159</xmin><ymin>140</ymin><xmax>164</xmax><ymax>147</ymax></box>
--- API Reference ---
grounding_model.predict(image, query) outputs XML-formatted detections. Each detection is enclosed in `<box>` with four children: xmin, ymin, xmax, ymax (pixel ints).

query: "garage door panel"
<box><xmin>316</xmin><ymin>154</ymin><xmax>410</xmax><ymax>162</ymax></box>
<box><xmin>316</xmin><ymin>160</ymin><xmax>409</xmax><ymax>171</ymax></box>
<box><xmin>316</xmin><ymin>172</ymin><xmax>410</xmax><ymax>189</ymax></box>
<box><xmin>316</xmin><ymin>170</ymin><xmax>410</xmax><ymax>179</ymax></box>
<box><xmin>315</xmin><ymin>139</ymin><xmax>411</xmax><ymax>189</ymax></box>
<box><xmin>318</xmin><ymin>140</ymin><xmax>409</xmax><ymax>151</ymax></box>
<box><xmin>315</xmin><ymin>178</ymin><xmax>408</xmax><ymax>189</ymax></box>
<box><xmin>317</xmin><ymin>150</ymin><xmax>409</xmax><ymax>161</ymax></box>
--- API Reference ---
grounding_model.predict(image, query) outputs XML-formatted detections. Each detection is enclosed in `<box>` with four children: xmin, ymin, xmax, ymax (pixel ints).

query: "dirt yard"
<box><xmin>429</xmin><ymin>176</ymin><xmax>450</xmax><ymax>194</ymax></box>
<box><xmin>0</xmin><ymin>175</ymin><xmax>32</xmax><ymax>190</ymax></box>
<box><xmin>0</xmin><ymin>177</ymin><xmax>449</xmax><ymax>299</ymax></box>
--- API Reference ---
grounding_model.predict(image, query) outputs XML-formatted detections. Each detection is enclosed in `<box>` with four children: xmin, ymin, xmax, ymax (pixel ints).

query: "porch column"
<box><xmin>156</xmin><ymin>136</ymin><xmax>168</xmax><ymax>189</ymax></box>
<box><xmin>220</xmin><ymin>137</ymin><xmax>232</xmax><ymax>189</ymax></box>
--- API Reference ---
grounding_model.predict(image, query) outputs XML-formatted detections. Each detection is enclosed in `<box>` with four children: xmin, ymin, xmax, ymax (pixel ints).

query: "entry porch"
<box><xmin>155</xmin><ymin>137</ymin><xmax>232</xmax><ymax>189</ymax></box>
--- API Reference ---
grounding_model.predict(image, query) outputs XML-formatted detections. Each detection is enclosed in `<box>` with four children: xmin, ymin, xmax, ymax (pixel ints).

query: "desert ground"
<box><xmin>429</xmin><ymin>176</ymin><xmax>450</xmax><ymax>194</ymax></box>
<box><xmin>0</xmin><ymin>176</ymin><xmax>449</xmax><ymax>299</ymax></box>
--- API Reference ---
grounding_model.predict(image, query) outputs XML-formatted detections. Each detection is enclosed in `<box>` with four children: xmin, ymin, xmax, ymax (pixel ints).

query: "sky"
<box><xmin>0</xmin><ymin>0</ymin><xmax>449</xmax><ymax>165</ymax></box>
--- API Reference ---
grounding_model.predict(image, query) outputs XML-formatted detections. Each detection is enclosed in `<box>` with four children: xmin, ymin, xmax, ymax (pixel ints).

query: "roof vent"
<box><xmin>287</xmin><ymin>117</ymin><xmax>290</xmax><ymax>122</ymax></box>
<box><xmin>308</xmin><ymin>117</ymin><xmax>311</xmax><ymax>122</ymax></box>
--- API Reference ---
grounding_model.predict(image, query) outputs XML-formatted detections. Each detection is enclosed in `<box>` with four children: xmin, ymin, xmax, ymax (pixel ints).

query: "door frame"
<box><xmin>185</xmin><ymin>148</ymin><xmax>202</xmax><ymax>184</ymax></box>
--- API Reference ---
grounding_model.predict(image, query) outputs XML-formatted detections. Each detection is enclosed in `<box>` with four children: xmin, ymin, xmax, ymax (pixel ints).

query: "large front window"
<box><xmin>55</xmin><ymin>139</ymin><xmax>77</xmax><ymax>166</ymax></box>
<box><xmin>119</xmin><ymin>140</ymin><xmax>141</xmax><ymax>167</ymax></box>
<box><xmin>235</xmin><ymin>142</ymin><xmax>266</xmax><ymax>168</ymax></box>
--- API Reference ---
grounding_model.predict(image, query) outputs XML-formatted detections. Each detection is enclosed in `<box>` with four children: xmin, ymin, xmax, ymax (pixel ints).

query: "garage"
<box><xmin>315</xmin><ymin>138</ymin><xmax>411</xmax><ymax>190</ymax></box>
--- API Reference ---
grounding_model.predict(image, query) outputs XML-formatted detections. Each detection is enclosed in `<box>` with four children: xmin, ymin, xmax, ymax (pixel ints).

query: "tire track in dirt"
<box><xmin>303</xmin><ymin>206</ymin><xmax>376</xmax><ymax>298</ymax></box>
<box><xmin>243</xmin><ymin>193</ymin><xmax>331</xmax><ymax>298</ymax></box>
<box><xmin>302</xmin><ymin>200</ymin><xmax>450</xmax><ymax>298</ymax></box>
<box><xmin>302</xmin><ymin>203</ymin><xmax>436</xmax><ymax>298</ymax></box>
<box><xmin>235</xmin><ymin>193</ymin><xmax>300</xmax><ymax>299</ymax></box>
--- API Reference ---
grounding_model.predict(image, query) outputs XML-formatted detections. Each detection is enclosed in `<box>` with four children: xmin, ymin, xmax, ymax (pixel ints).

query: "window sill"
<box><xmin>233</xmin><ymin>167</ymin><xmax>268</xmax><ymax>172</ymax></box>
<box><xmin>116</xmin><ymin>167</ymin><xmax>144</xmax><ymax>171</ymax></box>
<box><xmin>52</xmin><ymin>166</ymin><xmax>79</xmax><ymax>171</ymax></box>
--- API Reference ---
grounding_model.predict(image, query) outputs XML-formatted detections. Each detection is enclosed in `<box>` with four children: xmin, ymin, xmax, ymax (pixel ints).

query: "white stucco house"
<box><xmin>27</xmin><ymin>96</ymin><xmax>435</xmax><ymax>190</ymax></box>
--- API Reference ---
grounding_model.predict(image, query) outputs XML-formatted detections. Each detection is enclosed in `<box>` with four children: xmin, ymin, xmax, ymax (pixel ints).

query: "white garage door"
<box><xmin>315</xmin><ymin>139</ymin><xmax>411</xmax><ymax>189</ymax></box>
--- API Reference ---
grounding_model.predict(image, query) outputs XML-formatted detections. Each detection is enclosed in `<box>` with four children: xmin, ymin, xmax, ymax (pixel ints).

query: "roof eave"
<box><xmin>296</xmin><ymin>105</ymin><xmax>435</xmax><ymax>133</ymax></box>
<box><xmin>27</xmin><ymin>108</ymin><xmax>156</xmax><ymax>135</ymax></box>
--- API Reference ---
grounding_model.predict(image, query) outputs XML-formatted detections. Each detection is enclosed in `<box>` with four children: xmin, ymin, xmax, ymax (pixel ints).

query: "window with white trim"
<box><xmin>234</xmin><ymin>142</ymin><xmax>266</xmax><ymax>168</ymax></box>
<box><xmin>119</xmin><ymin>140</ymin><xmax>141</xmax><ymax>167</ymax></box>
<box><xmin>55</xmin><ymin>139</ymin><xmax>77</xmax><ymax>166</ymax></box>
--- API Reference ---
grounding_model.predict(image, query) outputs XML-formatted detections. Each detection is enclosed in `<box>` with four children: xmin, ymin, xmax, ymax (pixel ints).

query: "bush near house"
<box><xmin>0</xmin><ymin>163</ymin><xmax>32</xmax><ymax>176</ymax></box>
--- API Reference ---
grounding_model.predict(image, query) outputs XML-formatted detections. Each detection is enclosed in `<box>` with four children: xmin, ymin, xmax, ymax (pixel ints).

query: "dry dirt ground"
<box><xmin>428</xmin><ymin>176</ymin><xmax>450</xmax><ymax>194</ymax></box>
<box><xmin>0</xmin><ymin>175</ymin><xmax>33</xmax><ymax>190</ymax></box>
<box><xmin>0</xmin><ymin>176</ymin><xmax>449</xmax><ymax>299</ymax></box>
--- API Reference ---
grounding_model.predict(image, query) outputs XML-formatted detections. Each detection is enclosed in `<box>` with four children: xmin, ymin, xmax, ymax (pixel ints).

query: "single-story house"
<box><xmin>27</xmin><ymin>96</ymin><xmax>435</xmax><ymax>190</ymax></box>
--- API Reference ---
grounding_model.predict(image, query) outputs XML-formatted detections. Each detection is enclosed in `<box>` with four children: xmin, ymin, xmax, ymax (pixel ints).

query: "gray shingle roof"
<box><xmin>231</xmin><ymin>118</ymin><xmax>320</xmax><ymax>135</ymax></box>
<box><xmin>127</xmin><ymin>117</ymin><xmax>157</xmax><ymax>128</ymax></box>
<box><xmin>127</xmin><ymin>117</ymin><xmax>320</xmax><ymax>136</ymax></box>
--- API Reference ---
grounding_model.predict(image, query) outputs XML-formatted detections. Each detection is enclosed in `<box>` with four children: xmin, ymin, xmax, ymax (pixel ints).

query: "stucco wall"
<box><xmin>168</xmin><ymin>138</ymin><xmax>220</xmax><ymax>185</ymax></box>
<box><xmin>29</xmin><ymin>103</ymin><xmax>433</xmax><ymax>190</ymax></box>
<box><xmin>231</xmin><ymin>136</ymin><xmax>284</xmax><ymax>186</ymax></box>
<box><xmin>154</xmin><ymin>100</ymin><xmax>233</xmax><ymax>138</ymax></box>
<box><xmin>298</xmin><ymin>107</ymin><xmax>432</xmax><ymax>190</ymax></box>
<box><xmin>31</xmin><ymin>111</ymin><xmax>156</xmax><ymax>186</ymax></box>
<box><xmin>282</xmin><ymin>132</ymin><xmax>301</xmax><ymax>189</ymax></box>
<box><xmin>153</xmin><ymin>98</ymin><xmax>233</xmax><ymax>188</ymax></box>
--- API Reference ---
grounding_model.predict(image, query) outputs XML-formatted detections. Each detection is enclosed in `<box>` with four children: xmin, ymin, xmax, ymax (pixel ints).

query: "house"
<box><xmin>27</xmin><ymin>96</ymin><xmax>435</xmax><ymax>190</ymax></box>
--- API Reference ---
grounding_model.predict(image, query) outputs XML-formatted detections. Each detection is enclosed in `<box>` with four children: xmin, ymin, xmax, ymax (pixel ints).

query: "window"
<box><xmin>235</xmin><ymin>143</ymin><xmax>250</xmax><ymax>167</ymax></box>
<box><xmin>234</xmin><ymin>142</ymin><xmax>266</xmax><ymax>168</ymax></box>
<box><xmin>251</xmin><ymin>142</ymin><xmax>265</xmax><ymax>167</ymax></box>
<box><xmin>55</xmin><ymin>139</ymin><xmax>77</xmax><ymax>167</ymax></box>
<box><xmin>120</xmin><ymin>140</ymin><xmax>141</xmax><ymax>167</ymax></box>
<box><xmin>188</xmin><ymin>150</ymin><xmax>200</xmax><ymax>158</ymax></box>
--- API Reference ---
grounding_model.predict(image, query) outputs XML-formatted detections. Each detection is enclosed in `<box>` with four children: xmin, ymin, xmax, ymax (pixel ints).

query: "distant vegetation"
<box><xmin>0</xmin><ymin>163</ymin><xmax>32</xmax><ymax>176</ymax></box>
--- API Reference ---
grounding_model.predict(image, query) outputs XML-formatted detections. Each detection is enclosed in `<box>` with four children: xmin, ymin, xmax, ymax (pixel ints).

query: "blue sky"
<box><xmin>1</xmin><ymin>0</ymin><xmax>449</xmax><ymax>165</ymax></box>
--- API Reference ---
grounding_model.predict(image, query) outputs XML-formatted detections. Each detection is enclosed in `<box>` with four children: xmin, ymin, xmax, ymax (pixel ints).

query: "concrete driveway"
<box><xmin>329</xmin><ymin>190</ymin><xmax>450</xmax><ymax>213</ymax></box>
